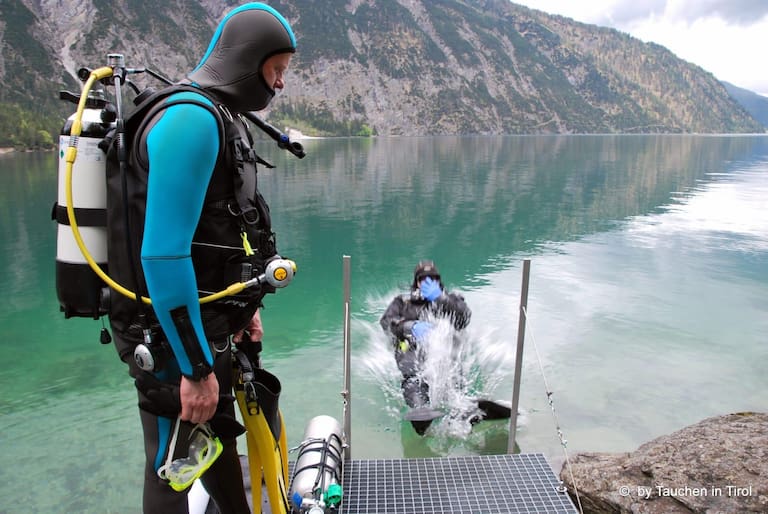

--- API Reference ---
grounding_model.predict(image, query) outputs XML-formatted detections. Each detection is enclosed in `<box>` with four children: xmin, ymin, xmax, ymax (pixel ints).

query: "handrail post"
<box><xmin>508</xmin><ymin>259</ymin><xmax>531</xmax><ymax>454</ymax></box>
<box><xmin>341</xmin><ymin>255</ymin><xmax>352</xmax><ymax>460</ymax></box>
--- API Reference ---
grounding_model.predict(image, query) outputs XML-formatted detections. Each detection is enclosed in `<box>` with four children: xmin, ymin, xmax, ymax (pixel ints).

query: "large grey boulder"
<box><xmin>559</xmin><ymin>412</ymin><xmax>768</xmax><ymax>513</ymax></box>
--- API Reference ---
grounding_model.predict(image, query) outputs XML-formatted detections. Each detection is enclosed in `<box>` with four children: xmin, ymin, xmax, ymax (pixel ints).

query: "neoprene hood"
<box><xmin>188</xmin><ymin>3</ymin><xmax>296</xmax><ymax>112</ymax></box>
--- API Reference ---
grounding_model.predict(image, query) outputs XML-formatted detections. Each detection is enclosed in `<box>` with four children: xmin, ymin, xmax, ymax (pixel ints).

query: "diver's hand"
<box><xmin>420</xmin><ymin>277</ymin><xmax>442</xmax><ymax>302</ymax></box>
<box><xmin>233</xmin><ymin>309</ymin><xmax>263</xmax><ymax>343</ymax></box>
<box><xmin>180</xmin><ymin>373</ymin><xmax>219</xmax><ymax>424</ymax></box>
<box><xmin>411</xmin><ymin>321</ymin><xmax>434</xmax><ymax>341</ymax></box>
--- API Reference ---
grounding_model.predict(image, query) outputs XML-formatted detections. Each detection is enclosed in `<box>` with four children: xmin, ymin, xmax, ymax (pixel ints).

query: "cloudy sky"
<box><xmin>513</xmin><ymin>0</ymin><xmax>768</xmax><ymax>97</ymax></box>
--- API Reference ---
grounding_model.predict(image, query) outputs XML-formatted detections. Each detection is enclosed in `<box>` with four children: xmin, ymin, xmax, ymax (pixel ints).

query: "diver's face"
<box><xmin>262</xmin><ymin>52</ymin><xmax>293</xmax><ymax>92</ymax></box>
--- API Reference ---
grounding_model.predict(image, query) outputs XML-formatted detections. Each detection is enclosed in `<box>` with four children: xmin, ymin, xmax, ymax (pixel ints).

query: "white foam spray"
<box><xmin>357</xmin><ymin>291</ymin><xmax>522</xmax><ymax>448</ymax></box>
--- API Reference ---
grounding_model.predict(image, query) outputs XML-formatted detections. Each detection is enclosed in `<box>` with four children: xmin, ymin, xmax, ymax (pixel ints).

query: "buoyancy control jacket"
<box><xmin>105</xmin><ymin>85</ymin><xmax>278</xmax><ymax>359</ymax></box>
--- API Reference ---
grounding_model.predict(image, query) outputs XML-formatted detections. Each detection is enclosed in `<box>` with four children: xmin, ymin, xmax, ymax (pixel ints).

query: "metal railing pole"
<box><xmin>508</xmin><ymin>259</ymin><xmax>531</xmax><ymax>454</ymax></box>
<box><xmin>341</xmin><ymin>255</ymin><xmax>352</xmax><ymax>460</ymax></box>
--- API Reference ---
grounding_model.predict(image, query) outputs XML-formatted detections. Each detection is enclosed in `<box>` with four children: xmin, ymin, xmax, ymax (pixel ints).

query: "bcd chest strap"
<box><xmin>227</xmin><ymin>111</ymin><xmax>274</xmax><ymax>229</ymax></box>
<box><xmin>130</xmin><ymin>86</ymin><xmax>276</xmax><ymax>249</ymax></box>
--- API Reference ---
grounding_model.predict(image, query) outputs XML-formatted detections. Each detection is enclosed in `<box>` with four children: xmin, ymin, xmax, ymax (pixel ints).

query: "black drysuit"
<box><xmin>379</xmin><ymin>289</ymin><xmax>471</xmax><ymax>408</ymax></box>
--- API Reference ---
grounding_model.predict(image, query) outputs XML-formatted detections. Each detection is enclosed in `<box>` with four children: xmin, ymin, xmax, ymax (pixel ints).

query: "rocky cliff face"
<box><xmin>0</xmin><ymin>0</ymin><xmax>763</xmax><ymax>135</ymax></box>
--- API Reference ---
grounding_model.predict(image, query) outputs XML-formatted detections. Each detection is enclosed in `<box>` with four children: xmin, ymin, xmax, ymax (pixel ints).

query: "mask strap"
<box><xmin>157</xmin><ymin>415</ymin><xmax>183</xmax><ymax>480</ymax></box>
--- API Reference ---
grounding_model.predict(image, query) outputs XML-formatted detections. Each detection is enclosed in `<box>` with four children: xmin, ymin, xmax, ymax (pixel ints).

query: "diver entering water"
<box><xmin>380</xmin><ymin>261</ymin><xmax>512</xmax><ymax>435</ymax></box>
<box><xmin>380</xmin><ymin>261</ymin><xmax>472</xmax><ymax>434</ymax></box>
<box><xmin>75</xmin><ymin>3</ymin><xmax>299</xmax><ymax>513</ymax></box>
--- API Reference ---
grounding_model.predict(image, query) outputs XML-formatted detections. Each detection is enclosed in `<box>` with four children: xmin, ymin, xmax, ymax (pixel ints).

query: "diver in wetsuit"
<box><xmin>105</xmin><ymin>4</ymin><xmax>296</xmax><ymax>513</ymax></box>
<box><xmin>379</xmin><ymin>261</ymin><xmax>472</xmax><ymax>431</ymax></box>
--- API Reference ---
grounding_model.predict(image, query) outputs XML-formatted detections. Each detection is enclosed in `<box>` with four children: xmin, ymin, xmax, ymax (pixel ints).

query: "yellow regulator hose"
<box><xmin>64</xmin><ymin>67</ymin><xmax>295</xmax><ymax>306</ymax></box>
<box><xmin>63</xmin><ymin>66</ymin><xmax>151</xmax><ymax>303</ymax></box>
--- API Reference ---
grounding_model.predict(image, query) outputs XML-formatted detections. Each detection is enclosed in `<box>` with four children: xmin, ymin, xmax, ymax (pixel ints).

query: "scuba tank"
<box><xmin>53</xmin><ymin>54</ymin><xmax>304</xmax><ymax>322</ymax></box>
<box><xmin>54</xmin><ymin>88</ymin><xmax>115</xmax><ymax>319</ymax></box>
<box><xmin>290</xmin><ymin>415</ymin><xmax>344</xmax><ymax>513</ymax></box>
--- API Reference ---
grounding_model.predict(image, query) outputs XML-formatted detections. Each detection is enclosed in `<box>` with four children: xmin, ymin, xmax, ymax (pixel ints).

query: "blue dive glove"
<box><xmin>411</xmin><ymin>321</ymin><xmax>433</xmax><ymax>341</ymax></box>
<box><xmin>420</xmin><ymin>276</ymin><xmax>442</xmax><ymax>302</ymax></box>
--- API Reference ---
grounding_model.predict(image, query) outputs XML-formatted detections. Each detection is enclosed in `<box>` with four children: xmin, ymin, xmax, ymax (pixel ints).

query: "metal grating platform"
<box><xmin>338</xmin><ymin>453</ymin><xmax>578</xmax><ymax>514</ymax></box>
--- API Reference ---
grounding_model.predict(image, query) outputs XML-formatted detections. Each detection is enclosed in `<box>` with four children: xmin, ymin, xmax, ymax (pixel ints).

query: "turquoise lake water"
<box><xmin>1</xmin><ymin>134</ymin><xmax>766</xmax><ymax>512</ymax></box>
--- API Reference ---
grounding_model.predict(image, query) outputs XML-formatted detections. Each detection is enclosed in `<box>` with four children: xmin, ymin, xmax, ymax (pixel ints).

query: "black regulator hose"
<box><xmin>243</xmin><ymin>112</ymin><xmax>306</xmax><ymax>159</ymax></box>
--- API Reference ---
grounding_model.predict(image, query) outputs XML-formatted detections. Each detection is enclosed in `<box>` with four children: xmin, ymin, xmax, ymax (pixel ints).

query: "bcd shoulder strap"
<box><xmin>130</xmin><ymin>85</ymin><xmax>226</xmax><ymax>172</ymax></box>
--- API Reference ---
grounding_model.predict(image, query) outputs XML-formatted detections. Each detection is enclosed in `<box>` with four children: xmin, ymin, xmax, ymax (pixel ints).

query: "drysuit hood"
<box><xmin>187</xmin><ymin>3</ymin><xmax>296</xmax><ymax>112</ymax></box>
<box><xmin>411</xmin><ymin>260</ymin><xmax>443</xmax><ymax>290</ymax></box>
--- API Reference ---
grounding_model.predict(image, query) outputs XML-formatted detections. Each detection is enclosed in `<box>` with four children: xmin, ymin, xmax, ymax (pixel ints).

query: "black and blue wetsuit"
<box><xmin>113</xmin><ymin>88</ymin><xmax>254</xmax><ymax>514</ymax></box>
<box><xmin>104</xmin><ymin>3</ymin><xmax>296</xmax><ymax>513</ymax></box>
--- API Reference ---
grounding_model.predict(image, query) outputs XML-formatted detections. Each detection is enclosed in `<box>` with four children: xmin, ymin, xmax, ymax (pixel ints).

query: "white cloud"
<box><xmin>667</xmin><ymin>0</ymin><xmax>768</xmax><ymax>26</ymax></box>
<box><xmin>513</xmin><ymin>0</ymin><xmax>768</xmax><ymax>96</ymax></box>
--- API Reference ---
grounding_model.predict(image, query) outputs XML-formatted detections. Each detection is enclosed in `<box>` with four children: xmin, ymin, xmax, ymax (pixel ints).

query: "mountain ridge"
<box><xmin>722</xmin><ymin>81</ymin><xmax>768</xmax><ymax>128</ymax></box>
<box><xmin>0</xmin><ymin>0</ymin><xmax>763</xmax><ymax>140</ymax></box>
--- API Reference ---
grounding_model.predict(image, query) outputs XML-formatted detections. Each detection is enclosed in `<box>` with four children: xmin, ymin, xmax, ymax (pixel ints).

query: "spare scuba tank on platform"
<box><xmin>290</xmin><ymin>415</ymin><xmax>345</xmax><ymax>513</ymax></box>
<box><xmin>53</xmin><ymin>88</ymin><xmax>115</xmax><ymax>319</ymax></box>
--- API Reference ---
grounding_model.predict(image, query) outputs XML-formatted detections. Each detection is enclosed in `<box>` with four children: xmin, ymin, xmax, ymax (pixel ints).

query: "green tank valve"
<box><xmin>325</xmin><ymin>483</ymin><xmax>343</xmax><ymax>506</ymax></box>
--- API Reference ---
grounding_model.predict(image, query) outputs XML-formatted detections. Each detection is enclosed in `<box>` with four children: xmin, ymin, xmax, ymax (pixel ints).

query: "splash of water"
<box><xmin>357</xmin><ymin>297</ymin><xmax>519</xmax><ymax>447</ymax></box>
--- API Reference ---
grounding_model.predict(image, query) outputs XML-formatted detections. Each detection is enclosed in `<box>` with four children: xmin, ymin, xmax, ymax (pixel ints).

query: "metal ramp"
<box><xmin>330</xmin><ymin>258</ymin><xmax>576</xmax><ymax>513</ymax></box>
<box><xmin>338</xmin><ymin>453</ymin><xmax>577</xmax><ymax>514</ymax></box>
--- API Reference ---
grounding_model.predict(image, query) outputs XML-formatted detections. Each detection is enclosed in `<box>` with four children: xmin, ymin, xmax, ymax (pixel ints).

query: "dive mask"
<box><xmin>157</xmin><ymin>416</ymin><xmax>223</xmax><ymax>492</ymax></box>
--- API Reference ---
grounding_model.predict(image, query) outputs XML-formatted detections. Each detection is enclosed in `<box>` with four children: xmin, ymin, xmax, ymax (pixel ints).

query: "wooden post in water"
<box><xmin>508</xmin><ymin>259</ymin><xmax>531</xmax><ymax>454</ymax></box>
<box><xmin>341</xmin><ymin>255</ymin><xmax>352</xmax><ymax>460</ymax></box>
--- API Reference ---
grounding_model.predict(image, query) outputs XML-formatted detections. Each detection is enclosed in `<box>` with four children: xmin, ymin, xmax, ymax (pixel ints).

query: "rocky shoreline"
<box><xmin>559</xmin><ymin>412</ymin><xmax>767</xmax><ymax>513</ymax></box>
